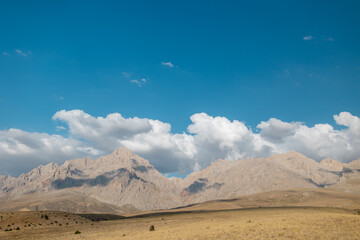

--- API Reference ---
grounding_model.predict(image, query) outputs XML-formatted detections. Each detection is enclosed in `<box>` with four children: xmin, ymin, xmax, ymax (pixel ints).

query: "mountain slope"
<box><xmin>1</xmin><ymin>148</ymin><xmax>359</xmax><ymax>213</ymax></box>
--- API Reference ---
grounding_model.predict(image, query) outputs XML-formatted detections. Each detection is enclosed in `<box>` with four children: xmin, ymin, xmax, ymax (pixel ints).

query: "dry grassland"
<box><xmin>1</xmin><ymin>207</ymin><xmax>360</xmax><ymax>240</ymax></box>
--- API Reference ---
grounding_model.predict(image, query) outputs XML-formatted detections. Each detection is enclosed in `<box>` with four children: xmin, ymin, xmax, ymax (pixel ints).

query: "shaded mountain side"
<box><xmin>1</xmin><ymin>147</ymin><xmax>360</xmax><ymax>212</ymax></box>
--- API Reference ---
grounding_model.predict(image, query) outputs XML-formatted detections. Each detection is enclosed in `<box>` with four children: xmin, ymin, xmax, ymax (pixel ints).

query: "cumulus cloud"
<box><xmin>257</xmin><ymin>112</ymin><xmax>360</xmax><ymax>162</ymax></box>
<box><xmin>0</xmin><ymin>128</ymin><xmax>99</xmax><ymax>176</ymax></box>
<box><xmin>1</xmin><ymin>110</ymin><xmax>360</xmax><ymax>176</ymax></box>
<box><xmin>303</xmin><ymin>35</ymin><xmax>313</xmax><ymax>40</ymax></box>
<box><xmin>161</xmin><ymin>62</ymin><xmax>174</xmax><ymax>68</ymax></box>
<box><xmin>257</xmin><ymin>118</ymin><xmax>302</xmax><ymax>143</ymax></box>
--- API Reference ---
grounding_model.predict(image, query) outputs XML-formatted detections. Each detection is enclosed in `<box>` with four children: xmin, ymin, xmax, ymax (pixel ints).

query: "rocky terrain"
<box><xmin>0</xmin><ymin>147</ymin><xmax>359</xmax><ymax>213</ymax></box>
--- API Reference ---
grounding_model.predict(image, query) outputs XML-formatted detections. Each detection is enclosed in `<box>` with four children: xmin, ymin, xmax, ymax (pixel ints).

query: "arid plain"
<box><xmin>1</xmin><ymin>149</ymin><xmax>360</xmax><ymax>239</ymax></box>
<box><xmin>1</xmin><ymin>207</ymin><xmax>360</xmax><ymax>239</ymax></box>
<box><xmin>1</xmin><ymin>188</ymin><xmax>360</xmax><ymax>239</ymax></box>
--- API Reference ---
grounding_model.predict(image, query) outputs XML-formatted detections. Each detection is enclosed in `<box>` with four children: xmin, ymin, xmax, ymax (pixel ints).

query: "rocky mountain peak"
<box><xmin>320</xmin><ymin>158</ymin><xmax>347</xmax><ymax>171</ymax></box>
<box><xmin>269</xmin><ymin>150</ymin><xmax>310</xmax><ymax>161</ymax></box>
<box><xmin>111</xmin><ymin>147</ymin><xmax>134</xmax><ymax>157</ymax></box>
<box><xmin>1</xmin><ymin>149</ymin><xmax>360</xmax><ymax>212</ymax></box>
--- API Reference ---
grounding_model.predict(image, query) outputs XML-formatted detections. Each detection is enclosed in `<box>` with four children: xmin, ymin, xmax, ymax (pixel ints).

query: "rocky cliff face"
<box><xmin>0</xmin><ymin>148</ymin><xmax>359</xmax><ymax>213</ymax></box>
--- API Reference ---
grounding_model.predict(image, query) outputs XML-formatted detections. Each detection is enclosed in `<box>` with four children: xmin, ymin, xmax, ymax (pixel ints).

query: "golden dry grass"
<box><xmin>1</xmin><ymin>207</ymin><xmax>360</xmax><ymax>239</ymax></box>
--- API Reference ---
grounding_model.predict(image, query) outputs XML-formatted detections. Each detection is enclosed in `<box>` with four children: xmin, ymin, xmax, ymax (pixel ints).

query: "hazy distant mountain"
<box><xmin>0</xmin><ymin>147</ymin><xmax>359</xmax><ymax>213</ymax></box>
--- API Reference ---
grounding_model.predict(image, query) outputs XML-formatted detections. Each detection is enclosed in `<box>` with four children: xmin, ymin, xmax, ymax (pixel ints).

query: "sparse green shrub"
<box><xmin>75</xmin><ymin>230</ymin><xmax>81</xmax><ymax>234</ymax></box>
<box><xmin>149</xmin><ymin>225</ymin><xmax>155</xmax><ymax>231</ymax></box>
<box><xmin>59</xmin><ymin>224</ymin><xmax>62</xmax><ymax>226</ymax></box>
<box><xmin>16</xmin><ymin>227</ymin><xmax>20</xmax><ymax>230</ymax></box>
<box><xmin>44</xmin><ymin>215</ymin><xmax>49</xmax><ymax>220</ymax></box>
<box><xmin>55</xmin><ymin>221</ymin><xmax>58</xmax><ymax>223</ymax></box>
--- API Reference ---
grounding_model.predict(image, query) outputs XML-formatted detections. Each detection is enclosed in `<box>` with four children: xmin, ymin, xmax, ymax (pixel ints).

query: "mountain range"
<box><xmin>1</xmin><ymin>147</ymin><xmax>360</xmax><ymax>213</ymax></box>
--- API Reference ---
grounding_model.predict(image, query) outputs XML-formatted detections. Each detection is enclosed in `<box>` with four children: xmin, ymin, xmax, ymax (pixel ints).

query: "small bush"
<box><xmin>16</xmin><ymin>227</ymin><xmax>20</xmax><ymax>230</ymax></box>
<box><xmin>149</xmin><ymin>225</ymin><xmax>155</xmax><ymax>231</ymax></box>
<box><xmin>44</xmin><ymin>215</ymin><xmax>49</xmax><ymax>220</ymax></box>
<box><xmin>75</xmin><ymin>230</ymin><xmax>81</xmax><ymax>234</ymax></box>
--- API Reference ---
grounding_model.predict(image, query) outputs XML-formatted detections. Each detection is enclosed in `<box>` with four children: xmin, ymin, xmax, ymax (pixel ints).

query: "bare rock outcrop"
<box><xmin>1</xmin><ymin>148</ymin><xmax>359</xmax><ymax>213</ymax></box>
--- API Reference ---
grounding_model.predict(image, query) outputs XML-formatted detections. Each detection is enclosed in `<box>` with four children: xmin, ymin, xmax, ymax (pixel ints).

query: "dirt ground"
<box><xmin>1</xmin><ymin>207</ymin><xmax>360</xmax><ymax>239</ymax></box>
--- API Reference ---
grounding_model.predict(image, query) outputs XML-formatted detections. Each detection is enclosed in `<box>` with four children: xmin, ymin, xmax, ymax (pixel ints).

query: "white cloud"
<box><xmin>0</xmin><ymin>128</ymin><xmax>99</xmax><ymax>176</ymax></box>
<box><xmin>56</xmin><ymin>126</ymin><xmax>66</xmax><ymax>131</ymax></box>
<box><xmin>122</xmin><ymin>72</ymin><xmax>131</xmax><ymax>78</ymax></box>
<box><xmin>303</xmin><ymin>35</ymin><xmax>313</xmax><ymax>41</ymax></box>
<box><xmin>334</xmin><ymin>112</ymin><xmax>360</xmax><ymax>135</ymax></box>
<box><xmin>15</xmin><ymin>49</ymin><xmax>28</xmax><ymax>57</ymax></box>
<box><xmin>2</xmin><ymin>52</ymin><xmax>10</xmax><ymax>56</ymax></box>
<box><xmin>257</xmin><ymin>112</ymin><xmax>360</xmax><ymax>162</ymax></box>
<box><xmin>161</xmin><ymin>62</ymin><xmax>174</xmax><ymax>68</ymax></box>
<box><xmin>1</xmin><ymin>110</ymin><xmax>360</xmax><ymax>176</ymax></box>
<box><xmin>130</xmin><ymin>78</ymin><xmax>147</xmax><ymax>87</ymax></box>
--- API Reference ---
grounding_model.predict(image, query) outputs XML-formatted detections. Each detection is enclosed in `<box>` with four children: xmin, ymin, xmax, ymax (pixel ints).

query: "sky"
<box><xmin>0</xmin><ymin>0</ymin><xmax>360</xmax><ymax>176</ymax></box>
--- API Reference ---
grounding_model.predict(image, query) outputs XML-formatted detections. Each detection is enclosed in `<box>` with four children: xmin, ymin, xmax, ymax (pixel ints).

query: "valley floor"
<box><xmin>1</xmin><ymin>207</ymin><xmax>360</xmax><ymax>239</ymax></box>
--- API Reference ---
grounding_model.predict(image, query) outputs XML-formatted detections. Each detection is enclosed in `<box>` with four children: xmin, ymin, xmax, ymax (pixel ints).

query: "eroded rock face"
<box><xmin>0</xmin><ymin>148</ymin><xmax>359</xmax><ymax>213</ymax></box>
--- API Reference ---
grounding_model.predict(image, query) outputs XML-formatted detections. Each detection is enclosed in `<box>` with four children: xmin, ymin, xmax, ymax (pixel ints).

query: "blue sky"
<box><xmin>1</xmin><ymin>1</ymin><xmax>360</xmax><ymax>176</ymax></box>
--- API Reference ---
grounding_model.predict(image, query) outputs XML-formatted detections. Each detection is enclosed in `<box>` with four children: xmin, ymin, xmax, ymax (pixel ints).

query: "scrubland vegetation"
<box><xmin>1</xmin><ymin>208</ymin><xmax>360</xmax><ymax>239</ymax></box>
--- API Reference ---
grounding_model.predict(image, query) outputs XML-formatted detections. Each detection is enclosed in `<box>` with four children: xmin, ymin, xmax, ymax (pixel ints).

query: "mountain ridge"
<box><xmin>1</xmin><ymin>147</ymin><xmax>360</xmax><ymax>213</ymax></box>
